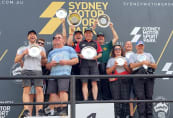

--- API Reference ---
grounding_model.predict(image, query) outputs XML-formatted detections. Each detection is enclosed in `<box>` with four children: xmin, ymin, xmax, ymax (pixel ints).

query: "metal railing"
<box><xmin>0</xmin><ymin>74</ymin><xmax>173</xmax><ymax>118</ymax></box>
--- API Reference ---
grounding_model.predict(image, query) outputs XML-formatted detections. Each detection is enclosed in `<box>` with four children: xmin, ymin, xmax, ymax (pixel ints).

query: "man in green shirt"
<box><xmin>93</xmin><ymin>21</ymin><xmax>119</xmax><ymax>99</ymax></box>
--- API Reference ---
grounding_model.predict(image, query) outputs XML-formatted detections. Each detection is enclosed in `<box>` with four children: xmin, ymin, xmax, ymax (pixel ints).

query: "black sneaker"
<box><xmin>44</xmin><ymin>106</ymin><xmax>51</xmax><ymax>115</ymax></box>
<box><xmin>48</xmin><ymin>109</ymin><xmax>55</xmax><ymax>116</ymax></box>
<box><xmin>59</xmin><ymin>107</ymin><xmax>68</xmax><ymax>116</ymax></box>
<box><xmin>38</xmin><ymin>109</ymin><xmax>44</xmax><ymax>116</ymax></box>
<box><xmin>54</xmin><ymin>107</ymin><xmax>61</xmax><ymax>116</ymax></box>
<box><xmin>21</xmin><ymin>109</ymin><xmax>30</xmax><ymax>118</ymax></box>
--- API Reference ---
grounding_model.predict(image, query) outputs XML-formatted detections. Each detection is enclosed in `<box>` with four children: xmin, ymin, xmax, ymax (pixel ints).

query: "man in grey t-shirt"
<box><xmin>14</xmin><ymin>30</ymin><xmax>47</xmax><ymax>117</ymax></box>
<box><xmin>129</xmin><ymin>41</ymin><xmax>157</xmax><ymax>118</ymax></box>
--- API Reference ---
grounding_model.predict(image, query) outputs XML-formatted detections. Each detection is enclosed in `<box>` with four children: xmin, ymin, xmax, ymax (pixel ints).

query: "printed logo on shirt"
<box><xmin>103</xmin><ymin>47</ymin><xmax>107</xmax><ymax>51</ymax></box>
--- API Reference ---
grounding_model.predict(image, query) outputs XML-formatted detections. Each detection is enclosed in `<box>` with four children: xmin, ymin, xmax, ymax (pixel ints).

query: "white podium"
<box><xmin>25</xmin><ymin>103</ymin><xmax>114</xmax><ymax>118</ymax></box>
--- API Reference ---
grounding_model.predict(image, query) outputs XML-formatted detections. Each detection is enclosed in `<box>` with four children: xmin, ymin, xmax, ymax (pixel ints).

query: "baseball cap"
<box><xmin>97</xmin><ymin>32</ymin><xmax>104</xmax><ymax>37</ymax></box>
<box><xmin>136</xmin><ymin>40</ymin><xmax>144</xmax><ymax>46</ymax></box>
<box><xmin>74</xmin><ymin>30</ymin><xmax>83</xmax><ymax>35</ymax></box>
<box><xmin>27</xmin><ymin>30</ymin><xmax>37</xmax><ymax>36</ymax></box>
<box><xmin>84</xmin><ymin>27</ymin><xmax>93</xmax><ymax>33</ymax></box>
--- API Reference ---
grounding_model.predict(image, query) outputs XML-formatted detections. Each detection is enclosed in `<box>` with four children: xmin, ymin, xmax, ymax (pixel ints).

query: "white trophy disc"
<box><xmin>56</xmin><ymin>8</ymin><xmax>67</xmax><ymax>19</ymax></box>
<box><xmin>98</xmin><ymin>14</ymin><xmax>110</xmax><ymax>28</ymax></box>
<box><xmin>81</xmin><ymin>46</ymin><xmax>97</xmax><ymax>60</ymax></box>
<box><xmin>28</xmin><ymin>46</ymin><xmax>41</xmax><ymax>57</ymax></box>
<box><xmin>115</xmin><ymin>56</ymin><xmax>126</xmax><ymax>66</ymax></box>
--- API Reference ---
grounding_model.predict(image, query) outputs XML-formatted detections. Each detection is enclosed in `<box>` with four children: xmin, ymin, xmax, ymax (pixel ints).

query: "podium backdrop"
<box><xmin>0</xmin><ymin>0</ymin><xmax>173</xmax><ymax>117</ymax></box>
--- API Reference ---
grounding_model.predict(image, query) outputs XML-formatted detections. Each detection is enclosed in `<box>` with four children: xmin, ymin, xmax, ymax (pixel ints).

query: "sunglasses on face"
<box><xmin>38</xmin><ymin>42</ymin><xmax>44</xmax><ymax>45</ymax></box>
<box><xmin>114</xmin><ymin>48</ymin><xmax>121</xmax><ymax>51</ymax></box>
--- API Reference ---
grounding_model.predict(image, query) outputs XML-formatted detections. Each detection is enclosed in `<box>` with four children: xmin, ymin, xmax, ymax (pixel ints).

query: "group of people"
<box><xmin>14</xmin><ymin>19</ymin><xmax>157</xmax><ymax>118</ymax></box>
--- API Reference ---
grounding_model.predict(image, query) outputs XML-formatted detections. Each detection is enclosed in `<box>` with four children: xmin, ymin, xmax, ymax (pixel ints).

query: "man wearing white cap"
<box><xmin>129</xmin><ymin>41</ymin><xmax>157</xmax><ymax>118</ymax></box>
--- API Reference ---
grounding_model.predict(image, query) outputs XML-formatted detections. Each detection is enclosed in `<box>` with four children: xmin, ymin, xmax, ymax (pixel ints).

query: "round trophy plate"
<box><xmin>81</xmin><ymin>46</ymin><xmax>97</xmax><ymax>60</ymax></box>
<box><xmin>98</xmin><ymin>14</ymin><xmax>110</xmax><ymax>28</ymax></box>
<box><xmin>52</xmin><ymin>55</ymin><xmax>61</xmax><ymax>63</ymax></box>
<box><xmin>115</xmin><ymin>56</ymin><xmax>126</xmax><ymax>66</ymax></box>
<box><xmin>28</xmin><ymin>46</ymin><xmax>41</xmax><ymax>57</ymax></box>
<box><xmin>125</xmin><ymin>51</ymin><xmax>134</xmax><ymax>59</ymax></box>
<box><xmin>137</xmin><ymin>54</ymin><xmax>148</xmax><ymax>69</ymax></box>
<box><xmin>56</xmin><ymin>8</ymin><xmax>67</xmax><ymax>19</ymax></box>
<box><xmin>137</xmin><ymin>54</ymin><xmax>147</xmax><ymax>62</ymax></box>
<box><xmin>67</xmin><ymin>12</ymin><xmax>82</xmax><ymax>27</ymax></box>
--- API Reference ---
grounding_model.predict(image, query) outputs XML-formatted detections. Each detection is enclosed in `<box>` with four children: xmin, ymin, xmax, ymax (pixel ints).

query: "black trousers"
<box><xmin>98</xmin><ymin>63</ymin><xmax>112</xmax><ymax>100</ymax></box>
<box><xmin>109</xmin><ymin>79</ymin><xmax>130</xmax><ymax>118</ymax></box>
<box><xmin>72</xmin><ymin>64</ymin><xmax>83</xmax><ymax>100</ymax></box>
<box><xmin>133</xmin><ymin>78</ymin><xmax>154</xmax><ymax>118</ymax></box>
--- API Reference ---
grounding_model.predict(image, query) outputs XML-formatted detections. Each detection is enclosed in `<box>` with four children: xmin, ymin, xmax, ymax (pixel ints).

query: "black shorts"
<box><xmin>21</xmin><ymin>70</ymin><xmax>43</xmax><ymax>87</ymax></box>
<box><xmin>80</xmin><ymin>64</ymin><xmax>99</xmax><ymax>83</ymax></box>
<box><xmin>47</xmin><ymin>79</ymin><xmax>70</xmax><ymax>94</ymax></box>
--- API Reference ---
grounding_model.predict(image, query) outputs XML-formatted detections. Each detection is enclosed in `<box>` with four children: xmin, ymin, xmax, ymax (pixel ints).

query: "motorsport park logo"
<box><xmin>0</xmin><ymin>101</ymin><xmax>13</xmax><ymax>118</ymax></box>
<box><xmin>130</xmin><ymin>27</ymin><xmax>160</xmax><ymax>43</ymax></box>
<box><xmin>153</xmin><ymin>96</ymin><xmax>170</xmax><ymax>118</ymax></box>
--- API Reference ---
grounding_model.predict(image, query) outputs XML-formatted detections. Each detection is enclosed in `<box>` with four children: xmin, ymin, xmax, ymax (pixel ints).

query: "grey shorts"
<box><xmin>21</xmin><ymin>70</ymin><xmax>43</xmax><ymax>87</ymax></box>
<box><xmin>47</xmin><ymin>79</ymin><xmax>70</xmax><ymax>94</ymax></box>
<box><xmin>30</xmin><ymin>81</ymin><xmax>46</xmax><ymax>94</ymax></box>
<box><xmin>80</xmin><ymin>65</ymin><xmax>100</xmax><ymax>83</ymax></box>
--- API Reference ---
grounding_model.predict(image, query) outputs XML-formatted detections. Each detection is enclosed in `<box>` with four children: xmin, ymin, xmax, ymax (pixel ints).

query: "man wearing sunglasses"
<box><xmin>37</xmin><ymin>39</ymin><xmax>45</xmax><ymax>46</ymax></box>
<box><xmin>46</xmin><ymin>33</ymin><xmax>78</xmax><ymax>116</ymax></box>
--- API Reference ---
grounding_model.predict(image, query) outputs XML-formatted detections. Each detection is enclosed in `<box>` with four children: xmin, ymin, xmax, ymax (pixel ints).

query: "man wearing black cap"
<box><xmin>15</xmin><ymin>30</ymin><xmax>47</xmax><ymax>117</ymax></box>
<box><xmin>93</xmin><ymin>21</ymin><xmax>119</xmax><ymax>100</ymax></box>
<box><xmin>75</xmin><ymin>27</ymin><xmax>102</xmax><ymax>101</ymax></box>
<box><xmin>67</xmin><ymin>25</ymin><xmax>83</xmax><ymax>48</ymax></box>
<box><xmin>67</xmin><ymin>26</ymin><xmax>83</xmax><ymax>75</ymax></box>
<box><xmin>129</xmin><ymin>41</ymin><xmax>157</xmax><ymax>118</ymax></box>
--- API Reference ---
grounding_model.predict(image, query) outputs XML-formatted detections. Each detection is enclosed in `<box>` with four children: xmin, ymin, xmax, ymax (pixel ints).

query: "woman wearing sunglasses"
<box><xmin>106</xmin><ymin>45</ymin><xmax>131</xmax><ymax>118</ymax></box>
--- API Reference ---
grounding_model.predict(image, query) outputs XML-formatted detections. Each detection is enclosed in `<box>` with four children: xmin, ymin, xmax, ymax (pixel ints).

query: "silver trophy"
<box><xmin>81</xmin><ymin>46</ymin><xmax>97</xmax><ymax>60</ymax></box>
<box><xmin>52</xmin><ymin>55</ymin><xmax>61</xmax><ymax>63</ymax></box>
<box><xmin>137</xmin><ymin>54</ymin><xmax>148</xmax><ymax>69</ymax></box>
<box><xmin>55</xmin><ymin>8</ymin><xmax>82</xmax><ymax>27</ymax></box>
<box><xmin>67</xmin><ymin>12</ymin><xmax>82</xmax><ymax>27</ymax></box>
<box><xmin>56</xmin><ymin>8</ymin><xmax>67</xmax><ymax>19</ymax></box>
<box><xmin>28</xmin><ymin>45</ymin><xmax>41</xmax><ymax>57</ymax></box>
<box><xmin>115</xmin><ymin>56</ymin><xmax>126</xmax><ymax>66</ymax></box>
<box><xmin>97</xmin><ymin>14</ymin><xmax>110</xmax><ymax>28</ymax></box>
